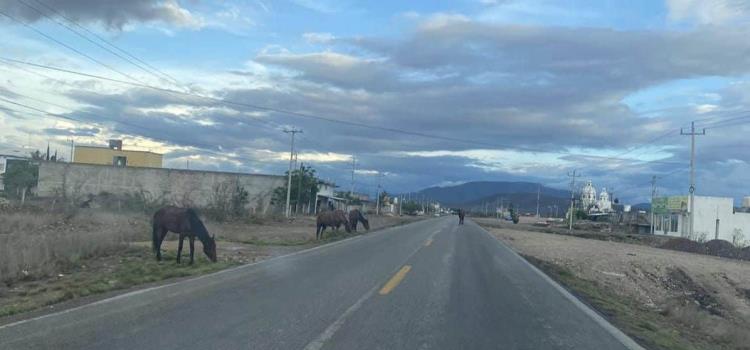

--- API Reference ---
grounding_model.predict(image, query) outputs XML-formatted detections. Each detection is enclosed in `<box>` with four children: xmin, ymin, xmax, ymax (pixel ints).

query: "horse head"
<box><xmin>203</xmin><ymin>234</ymin><xmax>218</xmax><ymax>262</ymax></box>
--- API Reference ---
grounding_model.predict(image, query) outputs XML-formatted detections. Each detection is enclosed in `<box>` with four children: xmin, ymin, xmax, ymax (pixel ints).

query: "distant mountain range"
<box><xmin>407</xmin><ymin>181</ymin><xmax>571</xmax><ymax>214</ymax></box>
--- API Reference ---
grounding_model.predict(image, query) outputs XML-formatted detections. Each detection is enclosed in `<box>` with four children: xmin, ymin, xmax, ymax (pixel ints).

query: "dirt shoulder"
<box><xmin>0</xmin><ymin>213</ymin><xmax>423</xmax><ymax>323</ymax></box>
<box><xmin>479</xmin><ymin>223</ymin><xmax>750</xmax><ymax>350</ymax></box>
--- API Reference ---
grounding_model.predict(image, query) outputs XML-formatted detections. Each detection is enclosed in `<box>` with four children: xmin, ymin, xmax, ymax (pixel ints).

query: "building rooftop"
<box><xmin>75</xmin><ymin>144</ymin><xmax>162</xmax><ymax>155</ymax></box>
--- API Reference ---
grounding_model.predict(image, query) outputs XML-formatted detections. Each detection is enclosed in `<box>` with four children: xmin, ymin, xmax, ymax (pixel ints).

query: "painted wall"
<box><xmin>74</xmin><ymin>146</ymin><xmax>163</xmax><ymax>168</ymax></box>
<box><xmin>37</xmin><ymin>162</ymin><xmax>285</xmax><ymax>214</ymax></box>
<box><xmin>655</xmin><ymin>196</ymin><xmax>750</xmax><ymax>242</ymax></box>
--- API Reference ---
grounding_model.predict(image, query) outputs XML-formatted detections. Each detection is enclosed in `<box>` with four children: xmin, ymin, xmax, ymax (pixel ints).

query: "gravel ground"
<box><xmin>483</xmin><ymin>224</ymin><xmax>750</xmax><ymax>349</ymax></box>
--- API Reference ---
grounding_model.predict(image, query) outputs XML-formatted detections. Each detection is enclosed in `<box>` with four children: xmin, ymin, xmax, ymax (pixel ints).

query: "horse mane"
<box><xmin>186</xmin><ymin>208</ymin><xmax>211</xmax><ymax>242</ymax></box>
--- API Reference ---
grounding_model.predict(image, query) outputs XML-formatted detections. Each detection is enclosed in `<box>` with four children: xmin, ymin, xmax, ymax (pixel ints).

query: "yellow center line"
<box><xmin>379</xmin><ymin>265</ymin><xmax>412</xmax><ymax>295</ymax></box>
<box><xmin>424</xmin><ymin>239</ymin><xmax>433</xmax><ymax>246</ymax></box>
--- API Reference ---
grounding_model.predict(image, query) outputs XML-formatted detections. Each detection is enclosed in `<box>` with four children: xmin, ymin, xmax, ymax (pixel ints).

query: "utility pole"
<box><xmin>375</xmin><ymin>172</ymin><xmax>384</xmax><ymax>215</ymax></box>
<box><xmin>536</xmin><ymin>183</ymin><xmax>541</xmax><ymax>218</ymax></box>
<box><xmin>496</xmin><ymin>197</ymin><xmax>500</xmax><ymax>219</ymax></box>
<box><xmin>68</xmin><ymin>139</ymin><xmax>74</xmax><ymax>163</ymax></box>
<box><xmin>350</xmin><ymin>156</ymin><xmax>356</xmax><ymax>197</ymax></box>
<box><xmin>650</xmin><ymin>177</ymin><xmax>656</xmax><ymax>234</ymax></box>
<box><xmin>399</xmin><ymin>194</ymin><xmax>402</xmax><ymax>216</ymax></box>
<box><xmin>296</xmin><ymin>162</ymin><xmax>304</xmax><ymax>216</ymax></box>
<box><xmin>567</xmin><ymin>169</ymin><xmax>581</xmax><ymax>230</ymax></box>
<box><xmin>681</xmin><ymin>121</ymin><xmax>705</xmax><ymax>239</ymax></box>
<box><xmin>283</xmin><ymin>128</ymin><xmax>302</xmax><ymax>218</ymax></box>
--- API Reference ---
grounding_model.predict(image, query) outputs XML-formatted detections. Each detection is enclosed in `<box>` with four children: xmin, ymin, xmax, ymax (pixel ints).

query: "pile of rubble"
<box><xmin>661</xmin><ymin>238</ymin><xmax>750</xmax><ymax>260</ymax></box>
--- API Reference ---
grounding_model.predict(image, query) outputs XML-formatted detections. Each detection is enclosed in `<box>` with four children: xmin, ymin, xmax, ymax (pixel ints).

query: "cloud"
<box><xmin>666</xmin><ymin>0</ymin><xmax>750</xmax><ymax>25</ymax></box>
<box><xmin>43</xmin><ymin>126</ymin><xmax>100</xmax><ymax>137</ymax></box>
<box><xmin>0</xmin><ymin>0</ymin><xmax>201</xmax><ymax>31</ymax></box>
<box><xmin>5</xmin><ymin>11</ymin><xmax>750</xmax><ymax>201</ymax></box>
<box><xmin>302</xmin><ymin>32</ymin><xmax>336</xmax><ymax>44</ymax></box>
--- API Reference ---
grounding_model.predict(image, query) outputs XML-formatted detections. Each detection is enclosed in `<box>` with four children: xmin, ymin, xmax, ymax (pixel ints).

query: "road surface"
<box><xmin>0</xmin><ymin>217</ymin><xmax>641</xmax><ymax>350</ymax></box>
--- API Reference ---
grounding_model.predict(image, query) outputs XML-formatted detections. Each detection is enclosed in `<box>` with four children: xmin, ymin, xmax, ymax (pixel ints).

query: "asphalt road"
<box><xmin>0</xmin><ymin>217</ymin><xmax>641</xmax><ymax>350</ymax></box>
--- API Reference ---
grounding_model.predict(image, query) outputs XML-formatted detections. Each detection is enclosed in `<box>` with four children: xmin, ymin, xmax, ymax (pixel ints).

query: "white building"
<box><xmin>581</xmin><ymin>180</ymin><xmax>597</xmax><ymax>209</ymax></box>
<box><xmin>580</xmin><ymin>181</ymin><xmax>612</xmax><ymax>213</ymax></box>
<box><xmin>596</xmin><ymin>187</ymin><xmax>612</xmax><ymax>212</ymax></box>
<box><xmin>653</xmin><ymin>195</ymin><xmax>750</xmax><ymax>243</ymax></box>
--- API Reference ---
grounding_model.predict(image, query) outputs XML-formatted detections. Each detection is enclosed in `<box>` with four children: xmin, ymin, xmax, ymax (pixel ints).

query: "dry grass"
<box><xmin>0</xmin><ymin>210</ymin><xmax>150</xmax><ymax>284</ymax></box>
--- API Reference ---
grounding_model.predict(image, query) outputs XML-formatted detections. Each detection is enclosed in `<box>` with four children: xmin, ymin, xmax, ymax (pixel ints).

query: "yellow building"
<box><xmin>73</xmin><ymin>140</ymin><xmax>162</xmax><ymax>168</ymax></box>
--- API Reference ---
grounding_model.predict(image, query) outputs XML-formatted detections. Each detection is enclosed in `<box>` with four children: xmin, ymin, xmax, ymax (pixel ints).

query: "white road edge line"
<box><xmin>302</xmin><ymin>284</ymin><xmax>378</xmax><ymax>350</ymax></box>
<box><xmin>473</xmin><ymin>221</ymin><xmax>645</xmax><ymax>350</ymax></box>
<box><xmin>302</xmin><ymin>220</ymin><xmax>438</xmax><ymax>350</ymax></box>
<box><xmin>0</xmin><ymin>219</ymin><xmax>433</xmax><ymax>331</ymax></box>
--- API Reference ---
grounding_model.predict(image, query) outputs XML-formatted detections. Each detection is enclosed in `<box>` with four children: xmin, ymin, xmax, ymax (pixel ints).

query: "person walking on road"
<box><xmin>458</xmin><ymin>209</ymin><xmax>465</xmax><ymax>225</ymax></box>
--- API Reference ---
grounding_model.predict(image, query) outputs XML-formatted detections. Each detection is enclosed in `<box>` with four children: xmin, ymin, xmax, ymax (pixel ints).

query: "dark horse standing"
<box><xmin>458</xmin><ymin>209</ymin><xmax>465</xmax><ymax>225</ymax></box>
<box><xmin>152</xmin><ymin>206</ymin><xmax>217</xmax><ymax>264</ymax></box>
<box><xmin>316</xmin><ymin>209</ymin><xmax>351</xmax><ymax>240</ymax></box>
<box><xmin>348</xmin><ymin>209</ymin><xmax>370</xmax><ymax>232</ymax></box>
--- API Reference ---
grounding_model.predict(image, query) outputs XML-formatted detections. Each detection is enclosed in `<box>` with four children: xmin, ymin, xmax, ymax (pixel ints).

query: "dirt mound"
<box><xmin>740</xmin><ymin>246</ymin><xmax>750</xmax><ymax>261</ymax></box>
<box><xmin>704</xmin><ymin>239</ymin><xmax>738</xmax><ymax>258</ymax></box>
<box><xmin>661</xmin><ymin>237</ymin><xmax>705</xmax><ymax>254</ymax></box>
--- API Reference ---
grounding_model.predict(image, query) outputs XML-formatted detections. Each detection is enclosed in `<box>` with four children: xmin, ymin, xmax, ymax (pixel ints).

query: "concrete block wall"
<box><xmin>37</xmin><ymin>162</ymin><xmax>285</xmax><ymax>215</ymax></box>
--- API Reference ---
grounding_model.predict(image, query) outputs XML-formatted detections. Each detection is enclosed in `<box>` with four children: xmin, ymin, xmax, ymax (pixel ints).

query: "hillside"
<box><xmin>414</xmin><ymin>181</ymin><xmax>569</xmax><ymax>207</ymax></box>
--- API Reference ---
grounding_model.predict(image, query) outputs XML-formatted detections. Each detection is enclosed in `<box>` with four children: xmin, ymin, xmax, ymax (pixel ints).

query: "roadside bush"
<box><xmin>205</xmin><ymin>181</ymin><xmax>249</xmax><ymax>222</ymax></box>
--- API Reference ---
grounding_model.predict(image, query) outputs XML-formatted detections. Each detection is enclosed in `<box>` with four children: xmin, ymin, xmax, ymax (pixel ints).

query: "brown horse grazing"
<box><xmin>348</xmin><ymin>209</ymin><xmax>370</xmax><ymax>232</ymax></box>
<box><xmin>152</xmin><ymin>206</ymin><xmax>217</xmax><ymax>263</ymax></box>
<box><xmin>316</xmin><ymin>209</ymin><xmax>351</xmax><ymax>240</ymax></box>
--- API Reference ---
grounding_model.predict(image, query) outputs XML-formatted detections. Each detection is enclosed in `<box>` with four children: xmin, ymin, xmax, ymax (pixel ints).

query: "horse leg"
<box><xmin>189</xmin><ymin>236</ymin><xmax>195</xmax><ymax>265</ymax></box>
<box><xmin>156</xmin><ymin>228</ymin><xmax>168</xmax><ymax>261</ymax></box>
<box><xmin>154</xmin><ymin>228</ymin><xmax>162</xmax><ymax>261</ymax></box>
<box><xmin>177</xmin><ymin>234</ymin><xmax>185</xmax><ymax>264</ymax></box>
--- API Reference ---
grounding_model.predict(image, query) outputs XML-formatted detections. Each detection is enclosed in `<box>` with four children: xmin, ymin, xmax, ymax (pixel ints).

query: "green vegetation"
<box><xmin>205</xmin><ymin>181</ymin><xmax>250</xmax><ymax>222</ymax></box>
<box><xmin>2</xmin><ymin>161</ymin><xmax>38</xmax><ymax>200</ymax></box>
<box><xmin>271</xmin><ymin>165</ymin><xmax>319</xmax><ymax>210</ymax></box>
<box><xmin>0</xmin><ymin>247</ymin><xmax>236</xmax><ymax>318</ymax></box>
<box><xmin>400</xmin><ymin>200</ymin><xmax>421</xmax><ymax>215</ymax></box>
<box><xmin>522</xmin><ymin>255</ymin><xmax>714</xmax><ymax>350</ymax></box>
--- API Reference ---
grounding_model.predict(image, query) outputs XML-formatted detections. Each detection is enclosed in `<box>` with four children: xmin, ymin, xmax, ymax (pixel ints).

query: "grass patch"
<box><xmin>522</xmin><ymin>255</ymin><xmax>714</xmax><ymax>350</ymax></box>
<box><xmin>0</xmin><ymin>247</ymin><xmax>237</xmax><ymax>318</ymax></box>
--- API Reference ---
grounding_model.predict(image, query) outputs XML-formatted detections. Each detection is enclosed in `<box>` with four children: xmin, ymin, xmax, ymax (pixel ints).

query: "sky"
<box><xmin>2</xmin><ymin>0</ymin><xmax>750</xmax><ymax>203</ymax></box>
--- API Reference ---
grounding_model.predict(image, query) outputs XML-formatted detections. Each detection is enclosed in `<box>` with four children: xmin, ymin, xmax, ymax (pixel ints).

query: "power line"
<box><xmin>0</xmin><ymin>96</ymin><xmax>292</xmax><ymax>169</ymax></box>
<box><xmin>14</xmin><ymin>0</ymin><xmax>175</xmax><ymax>88</ymax></box>
<box><xmin>0</xmin><ymin>9</ymin><xmax>146</xmax><ymax>85</ymax></box>
<box><xmin>28</xmin><ymin>0</ymin><xmax>182</xmax><ymax>87</ymax></box>
<box><xmin>0</xmin><ymin>56</ymin><xmax>688</xmax><ymax>167</ymax></box>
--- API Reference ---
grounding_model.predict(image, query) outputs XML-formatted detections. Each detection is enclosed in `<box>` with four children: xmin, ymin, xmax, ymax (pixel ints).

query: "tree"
<box><xmin>3</xmin><ymin>160</ymin><xmax>38</xmax><ymax>200</ymax></box>
<box><xmin>271</xmin><ymin>165</ymin><xmax>320</xmax><ymax>213</ymax></box>
<box><xmin>401</xmin><ymin>200</ymin><xmax>420</xmax><ymax>215</ymax></box>
<box><xmin>508</xmin><ymin>203</ymin><xmax>520</xmax><ymax>224</ymax></box>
